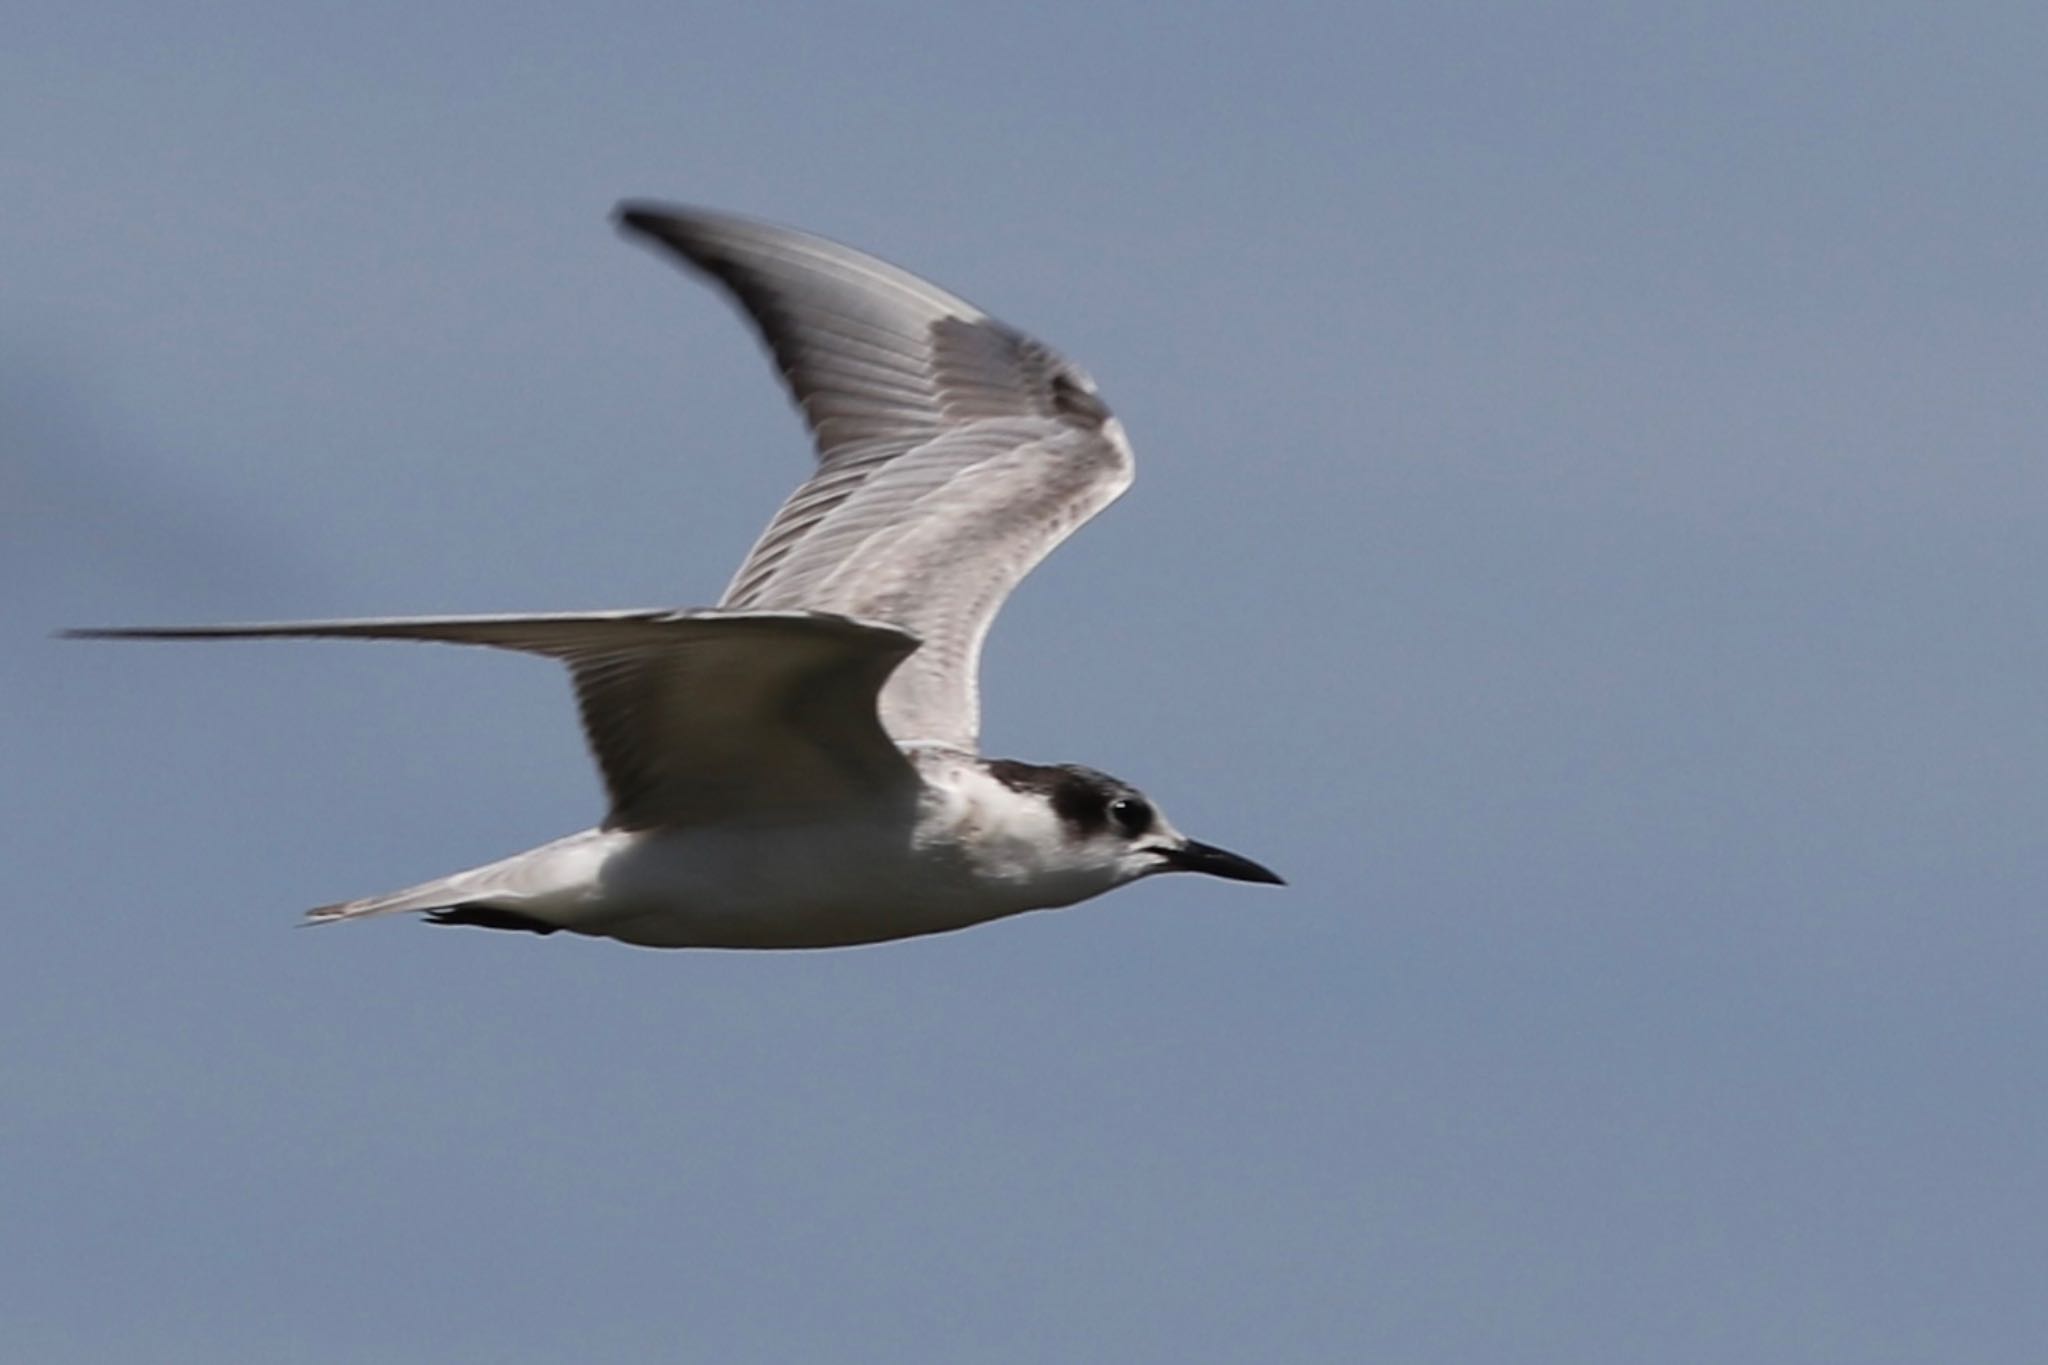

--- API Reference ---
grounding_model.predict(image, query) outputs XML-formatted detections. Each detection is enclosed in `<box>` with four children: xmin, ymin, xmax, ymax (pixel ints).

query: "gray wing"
<box><xmin>617</xmin><ymin>204</ymin><xmax>1136</xmax><ymax>751</ymax></box>
<box><xmin>66</xmin><ymin>610</ymin><xmax>921</xmax><ymax>830</ymax></box>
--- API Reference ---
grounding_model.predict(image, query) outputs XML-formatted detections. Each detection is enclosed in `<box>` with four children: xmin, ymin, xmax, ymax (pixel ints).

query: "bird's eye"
<box><xmin>1108</xmin><ymin>796</ymin><xmax>1152</xmax><ymax>837</ymax></box>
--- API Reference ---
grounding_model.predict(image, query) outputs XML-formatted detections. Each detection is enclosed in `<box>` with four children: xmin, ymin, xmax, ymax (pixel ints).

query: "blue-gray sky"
<box><xmin>7</xmin><ymin>3</ymin><xmax>2045</xmax><ymax>1360</ymax></box>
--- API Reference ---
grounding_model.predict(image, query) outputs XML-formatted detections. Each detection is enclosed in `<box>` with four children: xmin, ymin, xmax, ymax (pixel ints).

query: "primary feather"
<box><xmin>616</xmin><ymin>205</ymin><xmax>1136</xmax><ymax>750</ymax></box>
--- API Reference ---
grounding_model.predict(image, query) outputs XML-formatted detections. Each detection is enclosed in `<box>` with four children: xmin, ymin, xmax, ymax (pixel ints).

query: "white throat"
<box><xmin>911</xmin><ymin>752</ymin><xmax>1155</xmax><ymax>909</ymax></box>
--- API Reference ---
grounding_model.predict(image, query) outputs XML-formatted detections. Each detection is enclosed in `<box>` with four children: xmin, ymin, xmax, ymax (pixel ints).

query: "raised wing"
<box><xmin>617</xmin><ymin>204</ymin><xmax>1135</xmax><ymax>751</ymax></box>
<box><xmin>66</xmin><ymin>610</ymin><xmax>921</xmax><ymax>830</ymax></box>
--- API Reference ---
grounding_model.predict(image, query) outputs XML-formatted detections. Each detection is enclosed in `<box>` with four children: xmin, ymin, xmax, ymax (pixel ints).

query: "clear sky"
<box><xmin>6</xmin><ymin>3</ymin><xmax>2045</xmax><ymax>1360</ymax></box>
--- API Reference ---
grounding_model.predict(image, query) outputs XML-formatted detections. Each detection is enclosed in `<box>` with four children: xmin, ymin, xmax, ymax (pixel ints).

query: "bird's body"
<box><xmin>321</xmin><ymin>750</ymin><xmax>1144</xmax><ymax>949</ymax></box>
<box><xmin>73</xmin><ymin>204</ymin><xmax>1280</xmax><ymax>948</ymax></box>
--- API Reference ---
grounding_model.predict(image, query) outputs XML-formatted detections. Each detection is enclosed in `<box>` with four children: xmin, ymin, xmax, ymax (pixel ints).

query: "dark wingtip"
<box><xmin>613</xmin><ymin>200</ymin><xmax>738</xmax><ymax>245</ymax></box>
<box><xmin>57</xmin><ymin>626</ymin><xmax>231</xmax><ymax>641</ymax></box>
<box><xmin>613</xmin><ymin>200</ymin><xmax>672</xmax><ymax>237</ymax></box>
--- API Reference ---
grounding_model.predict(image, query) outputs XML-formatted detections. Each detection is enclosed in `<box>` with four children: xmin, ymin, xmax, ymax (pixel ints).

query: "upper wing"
<box><xmin>66</xmin><ymin>610</ymin><xmax>921</xmax><ymax>831</ymax></box>
<box><xmin>617</xmin><ymin>204</ymin><xmax>1136</xmax><ymax>750</ymax></box>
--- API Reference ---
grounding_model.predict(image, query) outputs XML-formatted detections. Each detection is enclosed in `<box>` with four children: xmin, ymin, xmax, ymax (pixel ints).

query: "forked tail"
<box><xmin>304</xmin><ymin>873</ymin><xmax>487</xmax><ymax>926</ymax></box>
<box><xmin>299</xmin><ymin>830</ymin><xmax>612</xmax><ymax>932</ymax></box>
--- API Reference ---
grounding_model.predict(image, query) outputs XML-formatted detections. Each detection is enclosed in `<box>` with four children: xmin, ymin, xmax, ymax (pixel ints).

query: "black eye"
<box><xmin>1107</xmin><ymin>796</ymin><xmax>1152</xmax><ymax>837</ymax></box>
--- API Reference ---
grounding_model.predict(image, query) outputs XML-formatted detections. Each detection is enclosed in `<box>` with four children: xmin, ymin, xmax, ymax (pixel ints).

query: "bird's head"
<box><xmin>981</xmin><ymin>759</ymin><xmax>1284</xmax><ymax>893</ymax></box>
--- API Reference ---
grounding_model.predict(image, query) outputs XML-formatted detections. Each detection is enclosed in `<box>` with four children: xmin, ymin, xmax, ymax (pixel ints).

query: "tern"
<box><xmin>71</xmin><ymin>204</ymin><xmax>1283</xmax><ymax>948</ymax></box>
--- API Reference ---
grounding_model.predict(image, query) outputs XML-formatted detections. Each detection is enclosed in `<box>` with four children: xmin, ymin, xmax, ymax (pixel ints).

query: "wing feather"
<box><xmin>617</xmin><ymin>204</ymin><xmax>1135</xmax><ymax>750</ymax></box>
<box><xmin>67</xmin><ymin>610</ymin><xmax>920</xmax><ymax>829</ymax></box>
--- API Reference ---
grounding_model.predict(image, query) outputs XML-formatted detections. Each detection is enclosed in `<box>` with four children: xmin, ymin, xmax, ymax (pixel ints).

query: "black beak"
<box><xmin>1159</xmin><ymin>839</ymin><xmax>1286</xmax><ymax>886</ymax></box>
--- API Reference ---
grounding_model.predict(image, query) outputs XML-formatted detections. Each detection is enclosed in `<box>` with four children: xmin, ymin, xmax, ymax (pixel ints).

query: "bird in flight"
<box><xmin>71</xmin><ymin>204</ymin><xmax>1282</xmax><ymax>948</ymax></box>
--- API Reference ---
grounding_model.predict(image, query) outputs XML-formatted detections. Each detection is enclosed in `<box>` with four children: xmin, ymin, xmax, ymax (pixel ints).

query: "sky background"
<box><xmin>6</xmin><ymin>2</ymin><xmax>2046</xmax><ymax>1360</ymax></box>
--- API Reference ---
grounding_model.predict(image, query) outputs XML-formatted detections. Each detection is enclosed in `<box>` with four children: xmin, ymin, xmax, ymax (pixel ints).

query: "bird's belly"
<box><xmin>568</xmin><ymin>824</ymin><xmax>1037</xmax><ymax>949</ymax></box>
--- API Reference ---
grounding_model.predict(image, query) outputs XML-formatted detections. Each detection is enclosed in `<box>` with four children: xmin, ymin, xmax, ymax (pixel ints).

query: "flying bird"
<box><xmin>70</xmin><ymin>204</ymin><xmax>1283</xmax><ymax>948</ymax></box>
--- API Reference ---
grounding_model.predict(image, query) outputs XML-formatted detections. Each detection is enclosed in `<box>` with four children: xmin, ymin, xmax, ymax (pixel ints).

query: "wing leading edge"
<box><xmin>66</xmin><ymin>609</ymin><xmax>921</xmax><ymax>829</ymax></box>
